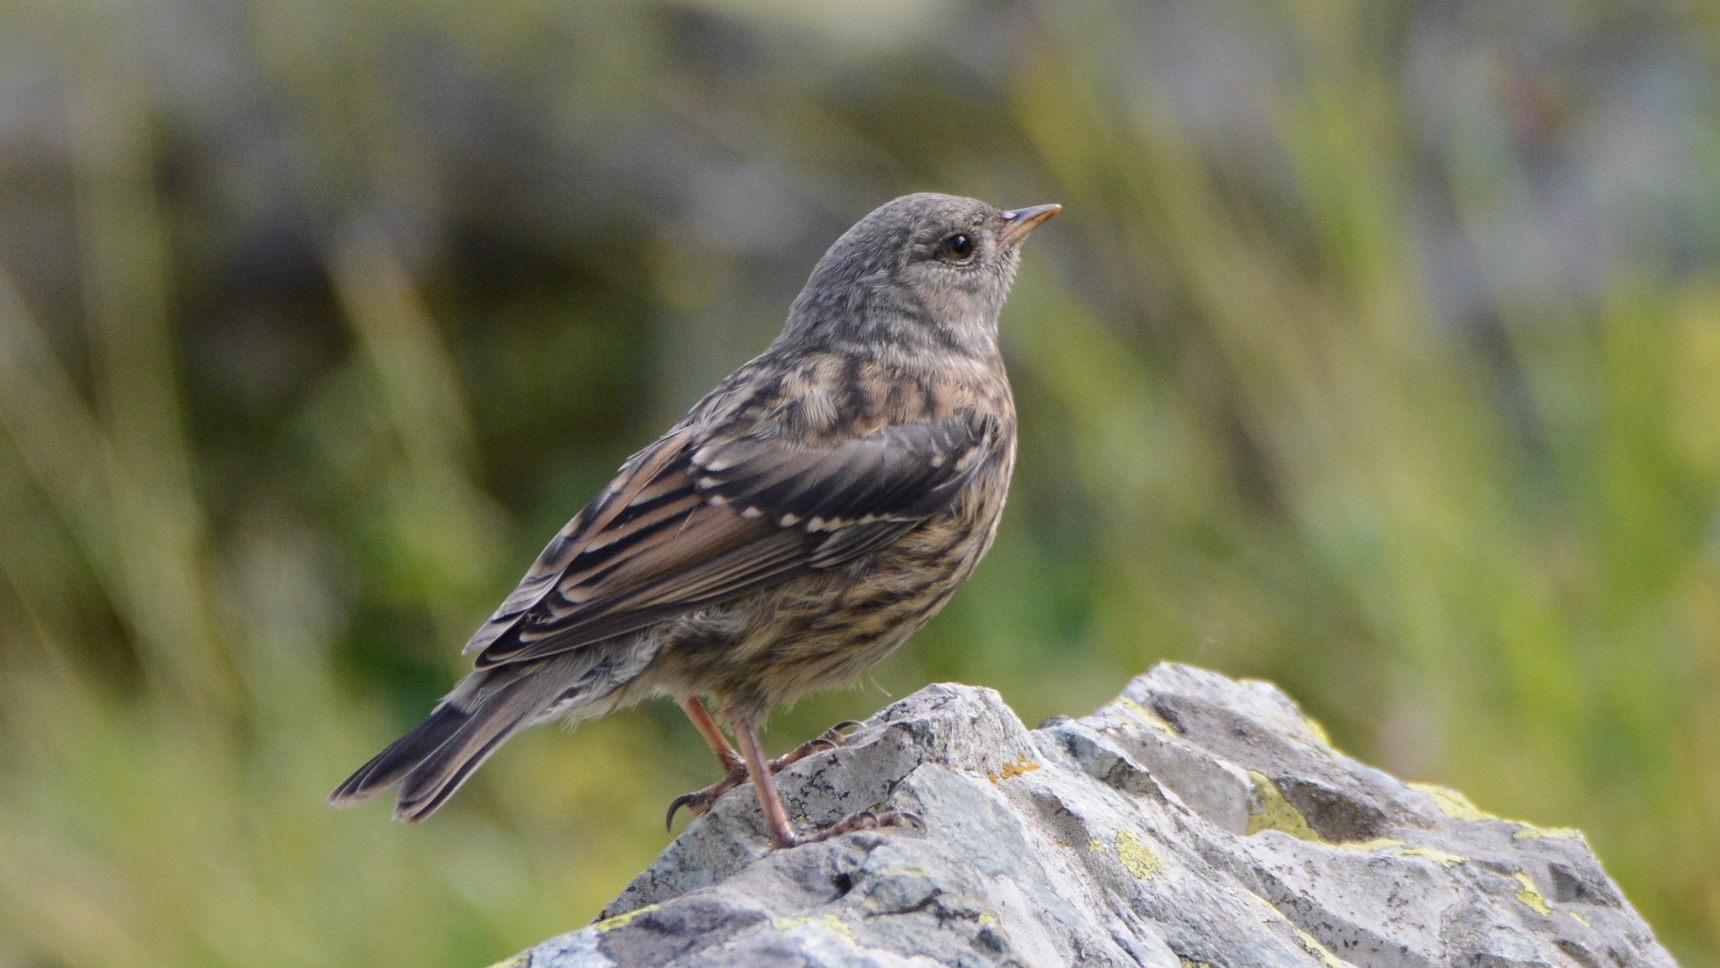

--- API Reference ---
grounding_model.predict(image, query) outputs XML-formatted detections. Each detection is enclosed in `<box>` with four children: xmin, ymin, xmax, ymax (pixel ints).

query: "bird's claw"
<box><xmin>664</xmin><ymin>793</ymin><xmax>698</xmax><ymax>832</ymax></box>
<box><xmin>822</xmin><ymin>720</ymin><xmax>864</xmax><ymax>743</ymax></box>
<box><xmin>791</xmin><ymin>808</ymin><xmax>925</xmax><ymax>846</ymax></box>
<box><xmin>665</xmin><ymin>764</ymin><xmax>748</xmax><ymax>831</ymax></box>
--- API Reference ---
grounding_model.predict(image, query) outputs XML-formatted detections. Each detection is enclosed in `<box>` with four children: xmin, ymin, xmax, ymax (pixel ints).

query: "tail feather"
<box><xmin>328</xmin><ymin>701</ymin><xmax>473</xmax><ymax>808</ymax></box>
<box><xmin>392</xmin><ymin>719</ymin><xmax>524</xmax><ymax>822</ymax></box>
<box><xmin>329</xmin><ymin>674</ymin><xmax>558</xmax><ymax>822</ymax></box>
<box><xmin>329</xmin><ymin>643</ymin><xmax>658</xmax><ymax>821</ymax></box>
<box><xmin>391</xmin><ymin>673</ymin><xmax>556</xmax><ymax>822</ymax></box>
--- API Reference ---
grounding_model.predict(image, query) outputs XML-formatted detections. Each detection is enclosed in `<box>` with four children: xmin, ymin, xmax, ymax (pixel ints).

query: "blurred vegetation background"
<box><xmin>1</xmin><ymin>0</ymin><xmax>1717</xmax><ymax>964</ymax></box>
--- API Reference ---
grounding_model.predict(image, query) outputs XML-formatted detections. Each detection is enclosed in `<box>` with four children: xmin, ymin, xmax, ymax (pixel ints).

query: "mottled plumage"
<box><xmin>329</xmin><ymin>193</ymin><xmax>1058</xmax><ymax>846</ymax></box>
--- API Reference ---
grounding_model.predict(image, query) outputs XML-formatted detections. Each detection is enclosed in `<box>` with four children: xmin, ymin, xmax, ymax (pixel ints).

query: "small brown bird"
<box><xmin>329</xmin><ymin>193</ymin><xmax>1058</xmax><ymax>847</ymax></box>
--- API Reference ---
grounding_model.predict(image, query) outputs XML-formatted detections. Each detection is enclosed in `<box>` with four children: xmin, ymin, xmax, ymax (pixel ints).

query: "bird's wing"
<box><xmin>466</xmin><ymin>412</ymin><xmax>1000</xmax><ymax>669</ymax></box>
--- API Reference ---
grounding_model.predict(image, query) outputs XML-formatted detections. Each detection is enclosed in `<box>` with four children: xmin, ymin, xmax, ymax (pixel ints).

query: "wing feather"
<box><xmin>467</xmin><ymin>412</ymin><xmax>998</xmax><ymax>669</ymax></box>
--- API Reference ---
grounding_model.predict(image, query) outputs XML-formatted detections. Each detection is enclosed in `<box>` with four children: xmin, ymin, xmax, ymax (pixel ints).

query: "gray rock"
<box><xmin>494</xmin><ymin>664</ymin><xmax>1677</xmax><ymax>968</ymax></box>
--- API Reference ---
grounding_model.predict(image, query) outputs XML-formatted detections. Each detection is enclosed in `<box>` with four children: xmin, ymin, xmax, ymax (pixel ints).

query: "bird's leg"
<box><xmin>679</xmin><ymin>695</ymin><xmax>745</xmax><ymax>772</ymax></box>
<box><xmin>734</xmin><ymin>718</ymin><xmax>923</xmax><ymax>849</ymax></box>
<box><xmin>734</xmin><ymin>717</ymin><xmax>802</xmax><ymax>849</ymax></box>
<box><xmin>666</xmin><ymin>700</ymin><xmax>864</xmax><ymax>830</ymax></box>
<box><xmin>666</xmin><ymin>697</ymin><xmax>749</xmax><ymax>830</ymax></box>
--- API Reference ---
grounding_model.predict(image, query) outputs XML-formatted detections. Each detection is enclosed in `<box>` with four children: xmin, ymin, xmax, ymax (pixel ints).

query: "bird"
<box><xmin>328</xmin><ymin>192</ymin><xmax>1059</xmax><ymax>848</ymax></box>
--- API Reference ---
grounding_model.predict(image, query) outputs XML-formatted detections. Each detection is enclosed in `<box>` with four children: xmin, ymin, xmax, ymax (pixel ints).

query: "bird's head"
<box><xmin>783</xmin><ymin>193</ymin><xmax>1059</xmax><ymax>359</ymax></box>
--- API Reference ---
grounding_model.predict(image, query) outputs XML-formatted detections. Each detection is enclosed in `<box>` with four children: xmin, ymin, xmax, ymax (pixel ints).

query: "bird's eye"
<box><xmin>940</xmin><ymin>233</ymin><xmax>975</xmax><ymax>262</ymax></box>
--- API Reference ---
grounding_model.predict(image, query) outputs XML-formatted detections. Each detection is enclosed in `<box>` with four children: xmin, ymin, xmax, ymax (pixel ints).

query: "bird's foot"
<box><xmin>665</xmin><ymin>761</ymin><xmax>749</xmax><ymax>830</ymax></box>
<box><xmin>666</xmin><ymin>720</ymin><xmax>864</xmax><ymax>831</ymax></box>
<box><xmin>779</xmin><ymin>808</ymin><xmax>925</xmax><ymax>848</ymax></box>
<box><xmin>770</xmin><ymin>720</ymin><xmax>862</xmax><ymax>772</ymax></box>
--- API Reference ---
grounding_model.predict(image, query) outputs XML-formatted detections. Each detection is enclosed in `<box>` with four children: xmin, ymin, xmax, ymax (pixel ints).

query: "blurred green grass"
<box><xmin>1</xmin><ymin>0</ymin><xmax>1717</xmax><ymax>964</ymax></box>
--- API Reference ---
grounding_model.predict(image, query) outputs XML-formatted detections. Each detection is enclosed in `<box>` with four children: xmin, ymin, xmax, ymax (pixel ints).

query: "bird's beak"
<box><xmin>998</xmin><ymin>203</ymin><xmax>1061</xmax><ymax>247</ymax></box>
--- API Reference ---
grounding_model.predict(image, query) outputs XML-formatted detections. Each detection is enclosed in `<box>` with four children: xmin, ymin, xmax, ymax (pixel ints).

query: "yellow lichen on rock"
<box><xmin>1408</xmin><ymin>782</ymin><xmax>1500</xmax><ymax>822</ymax></box>
<box><xmin>1115</xmin><ymin>831</ymin><xmax>1166</xmax><ymax>879</ymax></box>
<box><xmin>1393</xmin><ymin>846</ymin><xmax>1466</xmax><ymax>868</ymax></box>
<box><xmin>1514</xmin><ymin>872</ymin><xmax>1553</xmax><ymax>915</ymax></box>
<box><xmin>775</xmin><ymin>913</ymin><xmax>859</xmax><ymax>943</ymax></box>
<box><xmin>1247</xmin><ymin>775</ymin><xmax>1478</xmax><ymax>872</ymax></box>
<box><xmin>1512</xmin><ymin>825</ymin><xmax>1585</xmax><ymax>842</ymax></box>
<box><xmin>593</xmin><ymin>904</ymin><xmax>660</xmax><ymax>933</ymax></box>
<box><xmin>1330</xmin><ymin>837</ymin><xmax>1404</xmax><ymax>852</ymax></box>
<box><xmin>1300</xmin><ymin>714</ymin><xmax>1336</xmax><ymax>749</ymax></box>
<box><xmin>1245</xmin><ymin>771</ymin><xmax>1322</xmax><ymax>842</ymax></box>
<box><xmin>1296</xmin><ymin>928</ymin><xmax>1348</xmax><ymax>968</ymax></box>
<box><xmin>988</xmin><ymin>756</ymin><xmax>1041</xmax><ymax>783</ymax></box>
<box><xmin>1410</xmin><ymin>783</ymin><xmax>1590</xmax><ymax>847</ymax></box>
<box><xmin>1110</xmin><ymin>697</ymin><xmax>1178</xmax><ymax>735</ymax></box>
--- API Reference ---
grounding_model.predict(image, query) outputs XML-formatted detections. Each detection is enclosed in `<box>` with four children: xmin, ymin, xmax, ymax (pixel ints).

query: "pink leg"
<box><xmin>678</xmin><ymin>695</ymin><xmax>743</xmax><ymax>771</ymax></box>
<box><xmin>735</xmin><ymin>717</ymin><xmax>799</xmax><ymax>848</ymax></box>
<box><xmin>665</xmin><ymin>702</ymin><xmax>862</xmax><ymax>831</ymax></box>
<box><xmin>733</xmin><ymin>717</ymin><xmax>923</xmax><ymax>850</ymax></box>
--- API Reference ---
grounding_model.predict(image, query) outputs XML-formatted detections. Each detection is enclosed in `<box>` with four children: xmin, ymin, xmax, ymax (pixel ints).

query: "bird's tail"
<box><xmin>328</xmin><ymin>670</ymin><xmax>561</xmax><ymax>823</ymax></box>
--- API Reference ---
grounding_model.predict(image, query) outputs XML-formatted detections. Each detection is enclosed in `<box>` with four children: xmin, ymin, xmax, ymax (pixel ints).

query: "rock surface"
<box><xmin>496</xmin><ymin>664</ymin><xmax>1676</xmax><ymax>967</ymax></box>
